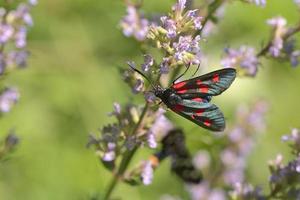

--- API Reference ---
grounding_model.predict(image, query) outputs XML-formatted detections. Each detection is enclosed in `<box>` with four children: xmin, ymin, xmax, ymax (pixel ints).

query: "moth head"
<box><xmin>153</xmin><ymin>85</ymin><xmax>164</xmax><ymax>98</ymax></box>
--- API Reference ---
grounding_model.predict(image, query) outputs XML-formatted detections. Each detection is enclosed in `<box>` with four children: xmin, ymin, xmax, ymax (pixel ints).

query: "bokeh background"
<box><xmin>0</xmin><ymin>0</ymin><xmax>300</xmax><ymax>199</ymax></box>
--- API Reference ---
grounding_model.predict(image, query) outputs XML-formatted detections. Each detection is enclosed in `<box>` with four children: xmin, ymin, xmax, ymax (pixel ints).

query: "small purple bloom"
<box><xmin>141</xmin><ymin>54</ymin><xmax>153</xmax><ymax>72</ymax></box>
<box><xmin>160</xmin><ymin>57</ymin><xmax>170</xmax><ymax>74</ymax></box>
<box><xmin>0</xmin><ymin>87</ymin><xmax>20</xmax><ymax>113</ymax></box>
<box><xmin>29</xmin><ymin>0</ymin><xmax>38</xmax><ymax>6</ymax></box>
<box><xmin>132</xmin><ymin>78</ymin><xmax>144</xmax><ymax>94</ymax></box>
<box><xmin>172</xmin><ymin>0</ymin><xmax>186</xmax><ymax>13</ymax></box>
<box><xmin>193</xmin><ymin>150</ymin><xmax>211</xmax><ymax>170</ymax></box>
<box><xmin>267</xmin><ymin>16</ymin><xmax>287</xmax><ymax>57</ymax></box>
<box><xmin>0</xmin><ymin>23</ymin><xmax>14</xmax><ymax>44</ymax></box>
<box><xmin>144</xmin><ymin>91</ymin><xmax>156</xmax><ymax>103</ymax></box>
<box><xmin>160</xmin><ymin>16</ymin><xmax>177</xmax><ymax>38</ymax></box>
<box><xmin>141</xmin><ymin>160</ymin><xmax>154</xmax><ymax>185</ymax></box>
<box><xmin>7</xmin><ymin>50</ymin><xmax>29</xmax><ymax>68</ymax></box>
<box><xmin>15</xmin><ymin>26</ymin><xmax>27</xmax><ymax>48</ymax></box>
<box><xmin>102</xmin><ymin>142</ymin><xmax>116</xmax><ymax>162</ymax></box>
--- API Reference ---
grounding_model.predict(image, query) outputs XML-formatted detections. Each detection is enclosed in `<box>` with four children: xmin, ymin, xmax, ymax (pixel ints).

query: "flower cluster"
<box><xmin>0</xmin><ymin>0</ymin><xmax>36</xmax><ymax>161</ymax></box>
<box><xmin>120</xmin><ymin>2</ymin><xmax>149</xmax><ymax>41</ymax></box>
<box><xmin>87</xmin><ymin>102</ymin><xmax>173</xmax><ymax>171</ymax></box>
<box><xmin>221</xmin><ymin>46</ymin><xmax>259</xmax><ymax>77</ymax></box>
<box><xmin>147</xmin><ymin>0</ymin><xmax>203</xmax><ymax>69</ymax></box>
<box><xmin>0</xmin><ymin>0</ymin><xmax>37</xmax><ymax>74</ymax></box>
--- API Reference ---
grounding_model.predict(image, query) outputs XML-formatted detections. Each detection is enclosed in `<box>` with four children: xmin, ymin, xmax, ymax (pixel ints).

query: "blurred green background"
<box><xmin>0</xmin><ymin>0</ymin><xmax>300</xmax><ymax>199</ymax></box>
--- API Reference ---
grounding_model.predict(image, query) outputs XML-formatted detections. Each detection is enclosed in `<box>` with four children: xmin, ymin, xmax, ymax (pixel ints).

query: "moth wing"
<box><xmin>170</xmin><ymin>99</ymin><xmax>225</xmax><ymax>131</ymax></box>
<box><xmin>172</xmin><ymin>68</ymin><xmax>236</xmax><ymax>97</ymax></box>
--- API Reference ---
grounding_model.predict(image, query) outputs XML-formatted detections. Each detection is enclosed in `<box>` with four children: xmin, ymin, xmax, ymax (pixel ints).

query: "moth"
<box><xmin>129</xmin><ymin>65</ymin><xmax>236</xmax><ymax>131</ymax></box>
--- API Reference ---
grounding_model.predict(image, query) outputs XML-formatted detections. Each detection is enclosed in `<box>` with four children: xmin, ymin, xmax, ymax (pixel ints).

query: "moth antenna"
<box><xmin>191</xmin><ymin>63</ymin><xmax>201</xmax><ymax>78</ymax></box>
<box><xmin>173</xmin><ymin>64</ymin><xmax>191</xmax><ymax>85</ymax></box>
<box><xmin>127</xmin><ymin>62</ymin><xmax>156</xmax><ymax>90</ymax></box>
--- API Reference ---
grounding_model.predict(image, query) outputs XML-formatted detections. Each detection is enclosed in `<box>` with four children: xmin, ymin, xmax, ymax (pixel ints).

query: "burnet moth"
<box><xmin>129</xmin><ymin>64</ymin><xmax>236</xmax><ymax>131</ymax></box>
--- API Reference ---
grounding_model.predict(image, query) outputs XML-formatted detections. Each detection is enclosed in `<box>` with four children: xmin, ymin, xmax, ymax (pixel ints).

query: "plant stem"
<box><xmin>103</xmin><ymin>103</ymin><xmax>149</xmax><ymax>200</ymax></box>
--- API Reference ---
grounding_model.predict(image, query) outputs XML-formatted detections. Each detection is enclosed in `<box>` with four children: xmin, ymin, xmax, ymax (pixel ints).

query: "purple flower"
<box><xmin>7</xmin><ymin>50</ymin><xmax>29</xmax><ymax>68</ymax></box>
<box><xmin>144</xmin><ymin>91</ymin><xmax>156</xmax><ymax>103</ymax></box>
<box><xmin>102</xmin><ymin>142</ymin><xmax>116</xmax><ymax>162</ymax></box>
<box><xmin>120</xmin><ymin>5</ymin><xmax>149</xmax><ymax>41</ymax></box>
<box><xmin>172</xmin><ymin>0</ymin><xmax>186</xmax><ymax>14</ymax></box>
<box><xmin>160</xmin><ymin>16</ymin><xmax>177</xmax><ymax>38</ymax></box>
<box><xmin>0</xmin><ymin>87</ymin><xmax>20</xmax><ymax>113</ymax></box>
<box><xmin>149</xmin><ymin>108</ymin><xmax>174</xmax><ymax>140</ymax></box>
<box><xmin>267</xmin><ymin>16</ymin><xmax>287</xmax><ymax>57</ymax></box>
<box><xmin>193</xmin><ymin>150</ymin><xmax>211</xmax><ymax>170</ymax></box>
<box><xmin>147</xmin><ymin>130</ymin><xmax>157</xmax><ymax>149</ymax></box>
<box><xmin>29</xmin><ymin>0</ymin><xmax>38</xmax><ymax>6</ymax></box>
<box><xmin>132</xmin><ymin>78</ymin><xmax>144</xmax><ymax>94</ymax></box>
<box><xmin>160</xmin><ymin>57</ymin><xmax>170</xmax><ymax>74</ymax></box>
<box><xmin>141</xmin><ymin>160</ymin><xmax>154</xmax><ymax>185</ymax></box>
<box><xmin>281</xmin><ymin>128</ymin><xmax>300</xmax><ymax>153</ymax></box>
<box><xmin>246</xmin><ymin>0</ymin><xmax>266</xmax><ymax>7</ymax></box>
<box><xmin>221</xmin><ymin>46</ymin><xmax>259</xmax><ymax>77</ymax></box>
<box><xmin>15</xmin><ymin>26</ymin><xmax>27</xmax><ymax>48</ymax></box>
<box><xmin>108</xmin><ymin>102</ymin><xmax>121</xmax><ymax>117</ymax></box>
<box><xmin>173</xmin><ymin>35</ymin><xmax>201</xmax><ymax>65</ymax></box>
<box><xmin>187</xmin><ymin>182</ymin><xmax>226</xmax><ymax>200</ymax></box>
<box><xmin>141</xmin><ymin>54</ymin><xmax>153</xmax><ymax>72</ymax></box>
<box><xmin>0</xmin><ymin>23</ymin><xmax>14</xmax><ymax>44</ymax></box>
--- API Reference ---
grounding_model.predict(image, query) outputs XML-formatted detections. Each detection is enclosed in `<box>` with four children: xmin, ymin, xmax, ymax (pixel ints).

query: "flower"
<box><xmin>141</xmin><ymin>54</ymin><xmax>154</xmax><ymax>72</ymax></box>
<box><xmin>245</xmin><ymin>0</ymin><xmax>266</xmax><ymax>7</ymax></box>
<box><xmin>120</xmin><ymin>4</ymin><xmax>149</xmax><ymax>41</ymax></box>
<box><xmin>0</xmin><ymin>23</ymin><xmax>13</xmax><ymax>44</ymax></box>
<box><xmin>14</xmin><ymin>26</ymin><xmax>27</xmax><ymax>48</ymax></box>
<box><xmin>187</xmin><ymin>182</ymin><xmax>226</xmax><ymax>200</ymax></box>
<box><xmin>193</xmin><ymin>150</ymin><xmax>211</xmax><ymax>170</ymax></box>
<box><xmin>0</xmin><ymin>87</ymin><xmax>20</xmax><ymax>113</ymax></box>
<box><xmin>281</xmin><ymin>128</ymin><xmax>300</xmax><ymax>153</ymax></box>
<box><xmin>283</xmin><ymin>39</ymin><xmax>300</xmax><ymax>67</ymax></box>
<box><xmin>173</xmin><ymin>35</ymin><xmax>201</xmax><ymax>65</ymax></box>
<box><xmin>267</xmin><ymin>16</ymin><xmax>287</xmax><ymax>57</ymax></box>
<box><xmin>221</xmin><ymin>46</ymin><xmax>259</xmax><ymax>77</ymax></box>
<box><xmin>141</xmin><ymin>160</ymin><xmax>154</xmax><ymax>185</ymax></box>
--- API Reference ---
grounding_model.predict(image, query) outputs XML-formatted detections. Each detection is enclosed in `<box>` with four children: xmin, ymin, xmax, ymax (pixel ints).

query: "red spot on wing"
<box><xmin>204</xmin><ymin>120</ymin><xmax>211</xmax><ymax>127</ymax></box>
<box><xmin>196</xmin><ymin>109</ymin><xmax>205</xmax><ymax>116</ymax></box>
<box><xmin>192</xmin><ymin>97</ymin><xmax>203</xmax><ymax>102</ymax></box>
<box><xmin>212</xmin><ymin>73</ymin><xmax>219</xmax><ymax>83</ymax></box>
<box><xmin>200</xmin><ymin>86</ymin><xmax>209</xmax><ymax>93</ymax></box>
<box><xmin>196</xmin><ymin>80</ymin><xmax>202</xmax><ymax>85</ymax></box>
<box><xmin>172</xmin><ymin>81</ymin><xmax>187</xmax><ymax>90</ymax></box>
<box><xmin>174</xmin><ymin>104</ymin><xmax>184</xmax><ymax>111</ymax></box>
<box><xmin>177</xmin><ymin>89</ymin><xmax>188</xmax><ymax>94</ymax></box>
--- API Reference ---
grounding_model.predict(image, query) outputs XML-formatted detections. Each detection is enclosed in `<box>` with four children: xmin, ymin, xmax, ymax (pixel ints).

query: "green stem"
<box><xmin>103</xmin><ymin>103</ymin><xmax>149</xmax><ymax>200</ymax></box>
